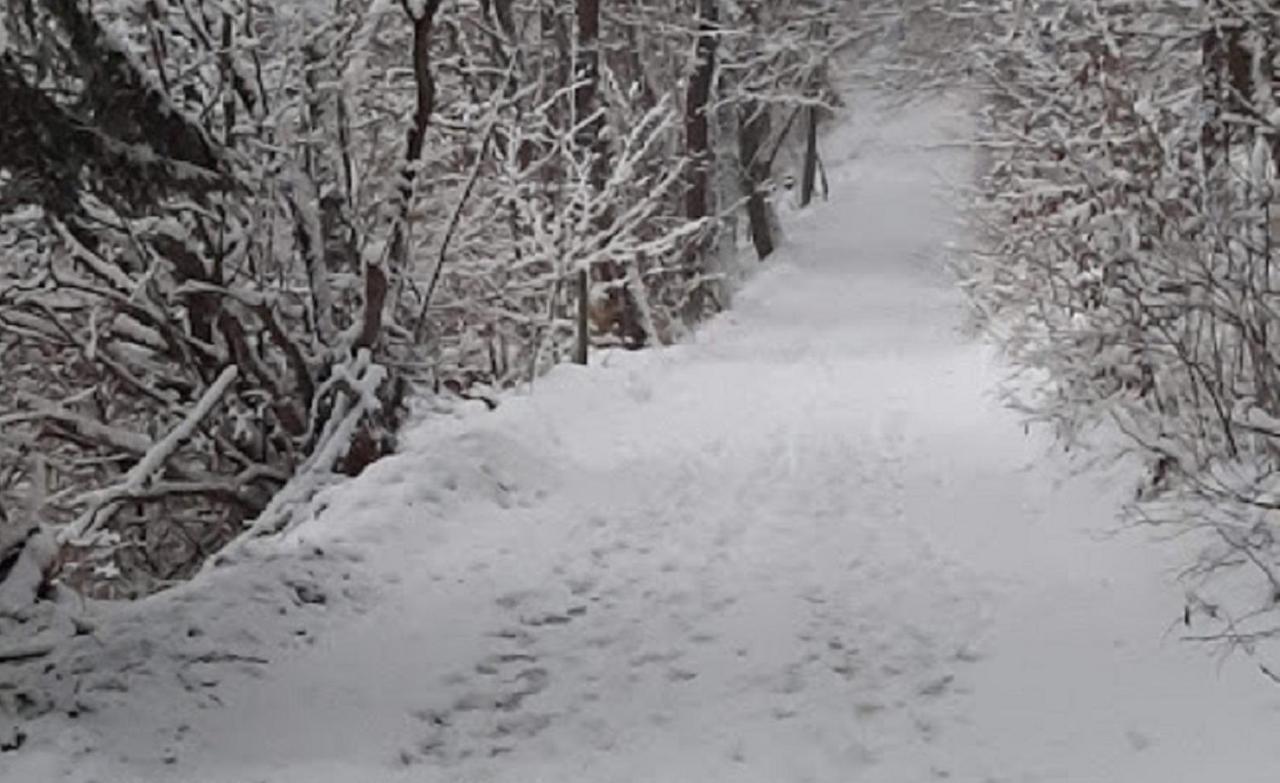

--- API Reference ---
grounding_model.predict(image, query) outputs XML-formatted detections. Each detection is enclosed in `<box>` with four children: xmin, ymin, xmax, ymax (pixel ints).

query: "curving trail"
<box><xmin>10</xmin><ymin>96</ymin><xmax>1280</xmax><ymax>783</ymax></box>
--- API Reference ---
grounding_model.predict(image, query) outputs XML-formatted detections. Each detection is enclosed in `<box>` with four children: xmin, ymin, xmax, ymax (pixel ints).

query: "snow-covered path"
<box><xmin>12</xmin><ymin>99</ymin><xmax>1280</xmax><ymax>783</ymax></box>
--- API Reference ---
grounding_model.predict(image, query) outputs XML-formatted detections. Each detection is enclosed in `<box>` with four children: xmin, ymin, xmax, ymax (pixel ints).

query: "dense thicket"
<box><xmin>968</xmin><ymin>1</ymin><xmax>1280</xmax><ymax>659</ymax></box>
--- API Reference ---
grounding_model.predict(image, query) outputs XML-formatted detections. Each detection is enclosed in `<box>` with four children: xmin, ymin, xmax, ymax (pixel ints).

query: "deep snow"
<box><xmin>6</xmin><ymin>96</ymin><xmax>1280</xmax><ymax>783</ymax></box>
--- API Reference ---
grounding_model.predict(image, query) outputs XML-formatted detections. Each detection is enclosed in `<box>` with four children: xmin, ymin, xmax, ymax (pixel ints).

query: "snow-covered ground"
<box><xmin>7</xmin><ymin>95</ymin><xmax>1280</xmax><ymax>783</ymax></box>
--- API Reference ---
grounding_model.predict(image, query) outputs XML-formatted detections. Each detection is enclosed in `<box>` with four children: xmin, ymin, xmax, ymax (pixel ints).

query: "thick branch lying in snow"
<box><xmin>2</xmin><ymin>402</ymin><xmax>154</xmax><ymax>456</ymax></box>
<box><xmin>59</xmin><ymin>364</ymin><xmax>240</xmax><ymax>545</ymax></box>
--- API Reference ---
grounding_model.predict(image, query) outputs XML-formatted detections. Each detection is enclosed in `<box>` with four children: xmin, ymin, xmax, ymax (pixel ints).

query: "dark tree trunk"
<box><xmin>677</xmin><ymin>0</ymin><xmax>721</xmax><ymax>322</ymax></box>
<box><xmin>739</xmin><ymin>99</ymin><xmax>775</xmax><ymax>261</ymax></box>
<box><xmin>800</xmin><ymin>104</ymin><xmax>819</xmax><ymax>208</ymax></box>
<box><xmin>1199</xmin><ymin>7</ymin><xmax>1257</xmax><ymax>174</ymax></box>
<box><xmin>371</xmin><ymin>0</ymin><xmax>444</xmax><ymax>351</ymax></box>
<box><xmin>685</xmin><ymin>0</ymin><xmax>718</xmax><ymax>222</ymax></box>
<box><xmin>573</xmin><ymin>0</ymin><xmax>601</xmax><ymax>365</ymax></box>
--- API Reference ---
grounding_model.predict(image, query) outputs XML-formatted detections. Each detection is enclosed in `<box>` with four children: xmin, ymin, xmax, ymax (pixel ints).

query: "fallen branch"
<box><xmin>59</xmin><ymin>364</ymin><xmax>239</xmax><ymax>545</ymax></box>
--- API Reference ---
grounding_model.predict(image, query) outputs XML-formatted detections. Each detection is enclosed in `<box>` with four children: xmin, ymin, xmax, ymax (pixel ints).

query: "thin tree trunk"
<box><xmin>739</xmin><ymin>99</ymin><xmax>775</xmax><ymax>260</ymax></box>
<box><xmin>685</xmin><ymin>0</ymin><xmax>717</xmax><ymax>222</ymax></box>
<box><xmin>800</xmin><ymin>104</ymin><xmax>819</xmax><ymax>208</ymax></box>
<box><xmin>800</xmin><ymin>18</ymin><xmax>827</xmax><ymax>209</ymax></box>
<box><xmin>680</xmin><ymin>0</ymin><xmax>720</xmax><ymax>321</ymax></box>
<box><xmin>370</xmin><ymin>0</ymin><xmax>443</xmax><ymax>351</ymax></box>
<box><xmin>572</xmin><ymin>0</ymin><xmax>601</xmax><ymax>364</ymax></box>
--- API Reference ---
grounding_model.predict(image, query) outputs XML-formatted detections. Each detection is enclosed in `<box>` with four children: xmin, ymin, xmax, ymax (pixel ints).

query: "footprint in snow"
<box><xmin>917</xmin><ymin>674</ymin><xmax>954</xmax><ymax>698</ymax></box>
<box><xmin>1125</xmin><ymin>728</ymin><xmax>1153</xmax><ymax>752</ymax></box>
<box><xmin>566</xmin><ymin>576</ymin><xmax>598</xmax><ymax>596</ymax></box>
<box><xmin>475</xmin><ymin>652</ymin><xmax>538</xmax><ymax>676</ymax></box>
<box><xmin>519</xmin><ymin>609</ymin><xmax>583</xmax><ymax>627</ymax></box>
<box><xmin>629</xmin><ymin>649</ymin><xmax>684</xmax><ymax>668</ymax></box>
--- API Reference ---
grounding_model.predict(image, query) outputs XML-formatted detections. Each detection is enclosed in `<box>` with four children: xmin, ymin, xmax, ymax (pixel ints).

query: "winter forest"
<box><xmin>2</xmin><ymin>0</ymin><xmax>1280</xmax><ymax>780</ymax></box>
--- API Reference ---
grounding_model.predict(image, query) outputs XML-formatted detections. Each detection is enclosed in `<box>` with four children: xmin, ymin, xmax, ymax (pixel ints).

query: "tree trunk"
<box><xmin>685</xmin><ymin>0</ymin><xmax>717</xmax><ymax>222</ymax></box>
<box><xmin>679</xmin><ymin>0</ymin><xmax>720</xmax><ymax>321</ymax></box>
<box><xmin>800</xmin><ymin>104</ymin><xmax>819</xmax><ymax>208</ymax></box>
<box><xmin>739</xmin><ymin>99</ymin><xmax>775</xmax><ymax>261</ymax></box>
<box><xmin>372</xmin><ymin>0</ymin><xmax>443</xmax><ymax>351</ymax></box>
<box><xmin>573</xmin><ymin>0</ymin><xmax>601</xmax><ymax>365</ymax></box>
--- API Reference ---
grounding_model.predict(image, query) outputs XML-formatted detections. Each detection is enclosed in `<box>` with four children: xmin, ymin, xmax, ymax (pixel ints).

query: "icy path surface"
<box><xmin>14</xmin><ymin>99</ymin><xmax>1280</xmax><ymax>783</ymax></box>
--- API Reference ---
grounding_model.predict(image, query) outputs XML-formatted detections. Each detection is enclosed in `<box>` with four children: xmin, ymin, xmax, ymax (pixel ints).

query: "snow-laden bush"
<box><xmin>0</xmin><ymin>0</ymin><xmax>413</xmax><ymax>613</ymax></box>
<box><xmin>967</xmin><ymin>0</ymin><xmax>1280</xmax><ymax>661</ymax></box>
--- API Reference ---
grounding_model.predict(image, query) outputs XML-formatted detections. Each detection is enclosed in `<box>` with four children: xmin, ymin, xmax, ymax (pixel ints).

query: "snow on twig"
<box><xmin>59</xmin><ymin>364</ymin><xmax>240</xmax><ymax>545</ymax></box>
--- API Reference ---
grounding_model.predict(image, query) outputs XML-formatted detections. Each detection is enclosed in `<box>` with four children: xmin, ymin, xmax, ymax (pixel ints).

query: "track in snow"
<box><xmin>9</xmin><ymin>96</ymin><xmax>1280</xmax><ymax>783</ymax></box>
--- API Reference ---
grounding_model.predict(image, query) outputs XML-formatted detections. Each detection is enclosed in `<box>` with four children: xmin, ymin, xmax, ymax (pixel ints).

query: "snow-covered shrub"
<box><xmin>967</xmin><ymin>0</ymin><xmax>1280</xmax><ymax>659</ymax></box>
<box><xmin>0</xmin><ymin>0</ymin><xmax>412</xmax><ymax>608</ymax></box>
